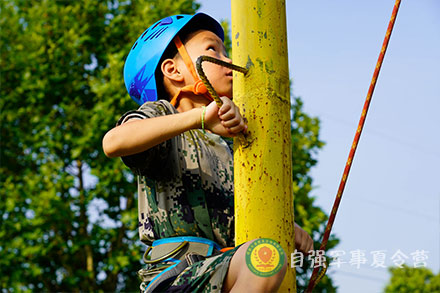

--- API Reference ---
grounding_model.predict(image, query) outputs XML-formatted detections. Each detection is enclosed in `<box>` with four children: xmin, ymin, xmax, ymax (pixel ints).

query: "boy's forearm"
<box><xmin>103</xmin><ymin>108</ymin><xmax>202</xmax><ymax>158</ymax></box>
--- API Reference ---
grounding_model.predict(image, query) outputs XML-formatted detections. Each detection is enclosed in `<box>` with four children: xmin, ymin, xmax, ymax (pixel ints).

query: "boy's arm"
<box><xmin>103</xmin><ymin>97</ymin><xmax>246</xmax><ymax>158</ymax></box>
<box><xmin>103</xmin><ymin>108</ymin><xmax>202</xmax><ymax>158</ymax></box>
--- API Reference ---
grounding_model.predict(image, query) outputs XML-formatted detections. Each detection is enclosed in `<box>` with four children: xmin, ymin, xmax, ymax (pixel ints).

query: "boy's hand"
<box><xmin>204</xmin><ymin>96</ymin><xmax>247</xmax><ymax>137</ymax></box>
<box><xmin>294</xmin><ymin>223</ymin><xmax>314</xmax><ymax>255</ymax></box>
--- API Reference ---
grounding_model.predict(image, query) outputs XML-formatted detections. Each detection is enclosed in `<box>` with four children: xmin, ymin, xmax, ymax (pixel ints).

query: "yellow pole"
<box><xmin>232</xmin><ymin>0</ymin><xmax>295</xmax><ymax>291</ymax></box>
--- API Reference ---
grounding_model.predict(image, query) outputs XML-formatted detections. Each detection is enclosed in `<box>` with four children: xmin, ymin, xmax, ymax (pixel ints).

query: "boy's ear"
<box><xmin>161</xmin><ymin>58</ymin><xmax>184</xmax><ymax>83</ymax></box>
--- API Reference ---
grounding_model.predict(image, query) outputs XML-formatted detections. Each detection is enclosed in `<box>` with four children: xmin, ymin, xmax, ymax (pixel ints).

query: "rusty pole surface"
<box><xmin>232</xmin><ymin>0</ymin><xmax>296</xmax><ymax>291</ymax></box>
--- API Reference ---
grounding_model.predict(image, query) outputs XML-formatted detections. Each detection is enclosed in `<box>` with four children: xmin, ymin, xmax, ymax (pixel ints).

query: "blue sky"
<box><xmin>198</xmin><ymin>1</ymin><xmax>440</xmax><ymax>292</ymax></box>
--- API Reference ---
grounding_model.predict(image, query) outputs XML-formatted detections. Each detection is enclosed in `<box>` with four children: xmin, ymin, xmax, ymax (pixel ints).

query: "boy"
<box><xmin>103</xmin><ymin>13</ymin><xmax>313</xmax><ymax>292</ymax></box>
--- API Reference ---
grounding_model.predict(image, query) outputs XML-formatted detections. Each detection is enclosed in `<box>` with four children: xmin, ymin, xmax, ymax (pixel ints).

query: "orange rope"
<box><xmin>305</xmin><ymin>1</ymin><xmax>401</xmax><ymax>291</ymax></box>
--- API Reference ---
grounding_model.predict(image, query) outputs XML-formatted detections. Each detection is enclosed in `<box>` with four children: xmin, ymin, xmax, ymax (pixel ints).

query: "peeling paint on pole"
<box><xmin>232</xmin><ymin>0</ymin><xmax>296</xmax><ymax>291</ymax></box>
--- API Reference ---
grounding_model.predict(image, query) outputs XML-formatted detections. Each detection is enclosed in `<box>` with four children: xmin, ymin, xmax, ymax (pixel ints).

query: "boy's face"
<box><xmin>179</xmin><ymin>30</ymin><xmax>233</xmax><ymax>98</ymax></box>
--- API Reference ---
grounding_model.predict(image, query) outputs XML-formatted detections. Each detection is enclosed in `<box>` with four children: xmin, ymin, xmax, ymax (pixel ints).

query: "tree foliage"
<box><xmin>291</xmin><ymin>97</ymin><xmax>339</xmax><ymax>292</ymax></box>
<box><xmin>384</xmin><ymin>265</ymin><xmax>440</xmax><ymax>293</ymax></box>
<box><xmin>1</xmin><ymin>0</ymin><xmax>337</xmax><ymax>291</ymax></box>
<box><xmin>1</xmin><ymin>0</ymin><xmax>199</xmax><ymax>291</ymax></box>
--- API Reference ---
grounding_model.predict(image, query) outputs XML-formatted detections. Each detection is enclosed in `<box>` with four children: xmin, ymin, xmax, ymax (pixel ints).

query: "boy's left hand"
<box><xmin>294</xmin><ymin>223</ymin><xmax>314</xmax><ymax>254</ymax></box>
<box><xmin>204</xmin><ymin>96</ymin><xmax>247</xmax><ymax>137</ymax></box>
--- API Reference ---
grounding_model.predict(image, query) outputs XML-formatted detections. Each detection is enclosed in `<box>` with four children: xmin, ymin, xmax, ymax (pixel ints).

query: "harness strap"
<box><xmin>143</xmin><ymin>259</ymin><xmax>191</xmax><ymax>292</ymax></box>
<box><xmin>143</xmin><ymin>241</ymin><xmax>188</xmax><ymax>264</ymax></box>
<box><xmin>220</xmin><ymin>247</ymin><xmax>234</xmax><ymax>253</ymax></box>
<box><xmin>139</xmin><ymin>236</ymin><xmax>225</xmax><ymax>292</ymax></box>
<box><xmin>174</xmin><ymin>35</ymin><xmax>199</xmax><ymax>82</ymax></box>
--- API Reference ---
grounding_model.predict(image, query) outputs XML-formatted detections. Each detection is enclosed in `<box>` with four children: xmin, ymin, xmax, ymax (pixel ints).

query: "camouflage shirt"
<box><xmin>118</xmin><ymin>100</ymin><xmax>235</xmax><ymax>248</ymax></box>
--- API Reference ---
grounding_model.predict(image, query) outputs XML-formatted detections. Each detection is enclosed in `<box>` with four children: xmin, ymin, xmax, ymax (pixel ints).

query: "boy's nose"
<box><xmin>223</xmin><ymin>56</ymin><xmax>232</xmax><ymax>64</ymax></box>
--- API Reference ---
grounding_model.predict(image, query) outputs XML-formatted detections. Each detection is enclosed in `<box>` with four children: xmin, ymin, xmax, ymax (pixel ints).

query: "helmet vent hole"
<box><xmin>151</xmin><ymin>22</ymin><xmax>161</xmax><ymax>30</ymax></box>
<box><xmin>176</xmin><ymin>15</ymin><xmax>184</xmax><ymax>20</ymax></box>
<box><xmin>144</xmin><ymin>27</ymin><xmax>168</xmax><ymax>41</ymax></box>
<box><xmin>132</xmin><ymin>42</ymin><xmax>138</xmax><ymax>50</ymax></box>
<box><xmin>153</xmin><ymin>27</ymin><xmax>167</xmax><ymax>39</ymax></box>
<box><xmin>141</xmin><ymin>29</ymin><xmax>149</xmax><ymax>39</ymax></box>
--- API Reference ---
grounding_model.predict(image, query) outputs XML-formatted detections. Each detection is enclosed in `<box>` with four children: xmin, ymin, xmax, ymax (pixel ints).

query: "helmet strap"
<box><xmin>169</xmin><ymin>36</ymin><xmax>213</xmax><ymax>107</ymax></box>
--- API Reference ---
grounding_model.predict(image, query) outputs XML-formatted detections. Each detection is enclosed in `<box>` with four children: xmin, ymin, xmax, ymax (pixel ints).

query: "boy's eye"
<box><xmin>207</xmin><ymin>46</ymin><xmax>216</xmax><ymax>52</ymax></box>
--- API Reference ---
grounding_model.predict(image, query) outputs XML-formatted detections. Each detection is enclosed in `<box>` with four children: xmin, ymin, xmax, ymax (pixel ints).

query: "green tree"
<box><xmin>1</xmin><ymin>0</ymin><xmax>199</xmax><ymax>291</ymax></box>
<box><xmin>291</xmin><ymin>97</ymin><xmax>339</xmax><ymax>292</ymax></box>
<box><xmin>1</xmin><ymin>0</ymin><xmax>337</xmax><ymax>291</ymax></box>
<box><xmin>385</xmin><ymin>265</ymin><xmax>440</xmax><ymax>293</ymax></box>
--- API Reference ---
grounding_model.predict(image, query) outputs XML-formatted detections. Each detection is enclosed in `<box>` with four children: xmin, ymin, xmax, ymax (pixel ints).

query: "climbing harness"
<box><xmin>138</xmin><ymin>236</ymin><xmax>222</xmax><ymax>292</ymax></box>
<box><xmin>305</xmin><ymin>1</ymin><xmax>402</xmax><ymax>291</ymax></box>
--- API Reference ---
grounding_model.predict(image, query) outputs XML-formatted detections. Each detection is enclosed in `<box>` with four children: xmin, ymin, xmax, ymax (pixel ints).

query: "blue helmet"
<box><xmin>124</xmin><ymin>13</ymin><xmax>224</xmax><ymax>105</ymax></box>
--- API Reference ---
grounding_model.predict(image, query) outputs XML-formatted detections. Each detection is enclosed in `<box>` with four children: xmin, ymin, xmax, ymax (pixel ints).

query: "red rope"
<box><xmin>305</xmin><ymin>1</ymin><xmax>401</xmax><ymax>291</ymax></box>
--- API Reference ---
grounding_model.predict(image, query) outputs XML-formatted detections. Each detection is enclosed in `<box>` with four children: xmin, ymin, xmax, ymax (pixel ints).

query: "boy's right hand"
<box><xmin>204</xmin><ymin>96</ymin><xmax>247</xmax><ymax>137</ymax></box>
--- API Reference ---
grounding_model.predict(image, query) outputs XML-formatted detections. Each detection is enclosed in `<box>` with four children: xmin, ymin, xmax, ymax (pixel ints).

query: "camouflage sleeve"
<box><xmin>116</xmin><ymin>101</ymin><xmax>174</xmax><ymax>177</ymax></box>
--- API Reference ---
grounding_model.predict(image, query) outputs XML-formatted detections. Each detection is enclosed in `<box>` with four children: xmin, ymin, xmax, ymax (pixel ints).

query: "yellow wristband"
<box><xmin>201</xmin><ymin>106</ymin><xmax>206</xmax><ymax>133</ymax></box>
